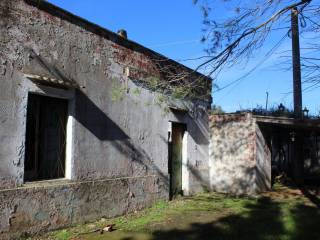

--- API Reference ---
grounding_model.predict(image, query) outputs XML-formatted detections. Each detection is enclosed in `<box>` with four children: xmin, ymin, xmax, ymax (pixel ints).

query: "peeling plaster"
<box><xmin>0</xmin><ymin>0</ymin><xmax>211</xmax><ymax>238</ymax></box>
<box><xmin>209</xmin><ymin>113</ymin><xmax>271</xmax><ymax>195</ymax></box>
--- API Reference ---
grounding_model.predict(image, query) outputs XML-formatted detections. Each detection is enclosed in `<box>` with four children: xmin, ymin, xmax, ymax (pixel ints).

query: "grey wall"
<box><xmin>0</xmin><ymin>176</ymin><xmax>166</xmax><ymax>239</ymax></box>
<box><xmin>255</xmin><ymin>123</ymin><xmax>272</xmax><ymax>191</ymax></box>
<box><xmin>0</xmin><ymin>0</ymin><xmax>210</xmax><ymax>237</ymax></box>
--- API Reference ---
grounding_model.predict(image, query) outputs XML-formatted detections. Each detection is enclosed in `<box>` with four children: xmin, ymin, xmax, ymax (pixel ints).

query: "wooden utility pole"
<box><xmin>291</xmin><ymin>7</ymin><xmax>303</xmax><ymax>185</ymax></box>
<box><xmin>291</xmin><ymin>7</ymin><xmax>303</xmax><ymax>118</ymax></box>
<box><xmin>265</xmin><ymin>91</ymin><xmax>269</xmax><ymax>111</ymax></box>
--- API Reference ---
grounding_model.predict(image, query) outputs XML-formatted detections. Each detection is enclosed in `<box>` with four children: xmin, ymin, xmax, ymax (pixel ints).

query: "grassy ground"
<box><xmin>29</xmin><ymin>184</ymin><xmax>320</xmax><ymax>240</ymax></box>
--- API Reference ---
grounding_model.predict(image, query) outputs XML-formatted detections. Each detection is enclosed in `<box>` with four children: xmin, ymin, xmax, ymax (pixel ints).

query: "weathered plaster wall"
<box><xmin>255</xmin><ymin>123</ymin><xmax>272</xmax><ymax>191</ymax></box>
<box><xmin>0</xmin><ymin>0</ymin><xmax>210</xmax><ymax>237</ymax></box>
<box><xmin>209</xmin><ymin>113</ymin><xmax>271</xmax><ymax>195</ymax></box>
<box><xmin>0</xmin><ymin>176</ymin><xmax>166</xmax><ymax>239</ymax></box>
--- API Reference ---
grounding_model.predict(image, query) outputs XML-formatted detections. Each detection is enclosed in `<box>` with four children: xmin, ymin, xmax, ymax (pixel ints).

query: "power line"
<box><xmin>214</xmin><ymin>32</ymin><xmax>288</xmax><ymax>102</ymax></box>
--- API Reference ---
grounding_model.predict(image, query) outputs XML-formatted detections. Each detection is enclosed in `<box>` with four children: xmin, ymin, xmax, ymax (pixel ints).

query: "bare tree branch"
<box><xmin>195</xmin><ymin>0</ymin><xmax>312</xmax><ymax>75</ymax></box>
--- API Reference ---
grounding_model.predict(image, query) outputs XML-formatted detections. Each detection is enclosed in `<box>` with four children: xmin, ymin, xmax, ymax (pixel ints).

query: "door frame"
<box><xmin>168</xmin><ymin>121</ymin><xmax>188</xmax><ymax>199</ymax></box>
<box><xmin>23</xmin><ymin>86</ymin><xmax>75</xmax><ymax>182</ymax></box>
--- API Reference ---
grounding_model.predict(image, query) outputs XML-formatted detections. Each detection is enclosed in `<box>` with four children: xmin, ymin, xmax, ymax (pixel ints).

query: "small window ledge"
<box><xmin>23</xmin><ymin>178</ymin><xmax>72</xmax><ymax>189</ymax></box>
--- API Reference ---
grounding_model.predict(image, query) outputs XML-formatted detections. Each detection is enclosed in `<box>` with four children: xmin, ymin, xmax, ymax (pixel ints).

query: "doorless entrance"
<box><xmin>24</xmin><ymin>94</ymin><xmax>68</xmax><ymax>182</ymax></box>
<box><xmin>169</xmin><ymin>122</ymin><xmax>186</xmax><ymax>199</ymax></box>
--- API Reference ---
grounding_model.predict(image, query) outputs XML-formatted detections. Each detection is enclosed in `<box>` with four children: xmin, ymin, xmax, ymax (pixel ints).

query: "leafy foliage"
<box><xmin>210</xmin><ymin>104</ymin><xmax>225</xmax><ymax>114</ymax></box>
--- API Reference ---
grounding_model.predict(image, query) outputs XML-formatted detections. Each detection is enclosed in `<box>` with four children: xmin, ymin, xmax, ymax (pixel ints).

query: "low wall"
<box><xmin>0</xmin><ymin>176</ymin><xmax>166</xmax><ymax>239</ymax></box>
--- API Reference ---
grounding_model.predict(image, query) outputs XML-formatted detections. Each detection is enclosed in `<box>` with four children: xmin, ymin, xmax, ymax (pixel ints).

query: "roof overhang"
<box><xmin>254</xmin><ymin>115</ymin><xmax>320</xmax><ymax>130</ymax></box>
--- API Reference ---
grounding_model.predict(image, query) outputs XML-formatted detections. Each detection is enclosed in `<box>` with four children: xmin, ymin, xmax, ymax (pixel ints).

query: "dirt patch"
<box><xmin>262</xmin><ymin>187</ymin><xmax>303</xmax><ymax>200</ymax></box>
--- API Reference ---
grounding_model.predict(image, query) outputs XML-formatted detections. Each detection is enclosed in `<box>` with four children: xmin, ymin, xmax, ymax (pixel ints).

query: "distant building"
<box><xmin>210</xmin><ymin>112</ymin><xmax>320</xmax><ymax>195</ymax></box>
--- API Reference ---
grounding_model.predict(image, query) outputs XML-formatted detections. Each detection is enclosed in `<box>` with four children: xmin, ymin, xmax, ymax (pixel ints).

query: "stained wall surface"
<box><xmin>209</xmin><ymin>113</ymin><xmax>271</xmax><ymax>195</ymax></box>
<box><xmin>0</xmin><ymin>0</ymin><xmax>210</xmax><ymax>237</ymax></box>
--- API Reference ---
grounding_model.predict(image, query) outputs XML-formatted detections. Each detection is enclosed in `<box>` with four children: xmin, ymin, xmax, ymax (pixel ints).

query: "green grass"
<box><xmin>30</xmin><ymin>186</ymin><xmax>320</xmax><ymax>240</ymax></box>
<box><xmin>53</xmin><ymin>230</ymin><xmax>72</xmax><ymax>240</ymax></box>
<box><xmin>113</xmin><ymin>200</ymin><xmax>169</xmax><ymax>231</ymax></box>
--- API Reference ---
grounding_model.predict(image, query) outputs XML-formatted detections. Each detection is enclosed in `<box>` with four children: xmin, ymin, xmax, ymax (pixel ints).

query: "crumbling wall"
<box><xmin>0</xmin><ymin>176</ymin><xmax>166</xmax><ymax>239</ymax></box>
<box><xmin>0</xmin><ymin>0</ymin><xmax>210</xmax><ymax>237</ymax></box>
<box><xmin>209</xmin><ymin>113</ymin><xmax>270</xmax><ymax>195</ymax></box>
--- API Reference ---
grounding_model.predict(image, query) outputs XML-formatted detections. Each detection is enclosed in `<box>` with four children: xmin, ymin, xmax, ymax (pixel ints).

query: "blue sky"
<box><xmin>47</xmin><ymin>0</ymin><xmax>319</xmax><ymax>115</ymax></box>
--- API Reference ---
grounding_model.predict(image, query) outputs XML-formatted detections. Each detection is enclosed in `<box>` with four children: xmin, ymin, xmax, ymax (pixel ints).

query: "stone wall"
<box><xmin>209</xmin><ymin>113</ymin><xmax>271</xmax><ymax>195</ymax></box>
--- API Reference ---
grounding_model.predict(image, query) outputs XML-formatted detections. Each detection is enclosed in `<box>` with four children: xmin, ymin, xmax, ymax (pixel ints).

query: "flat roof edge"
<box><xmin>254</xmin><ymin>115</ymin><xmax>320</xmax><ymax>128</ymax></box>
<box><xmin>23</xmin><ymin>0</ymin><xmax>211</xmax><ymax>82</ymax></box>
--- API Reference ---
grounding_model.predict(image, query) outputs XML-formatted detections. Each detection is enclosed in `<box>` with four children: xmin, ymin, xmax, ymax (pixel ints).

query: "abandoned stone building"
<box><xmin>0</xmin><ymin>0</ymin><xmax>212</xmax><ymax>238</ymax></box>
<box><xmin>210</xmin><ymin>113</ymin><xmax>320</xmax><ymax>195</ymax></box>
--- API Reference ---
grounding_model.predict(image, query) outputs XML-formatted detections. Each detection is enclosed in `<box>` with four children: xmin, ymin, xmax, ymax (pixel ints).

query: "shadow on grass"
<box><xmin>118</xmin><ymin>194</ymin><xmax>320</xmax><ymax>240</ymax></box>
<box><xmin>117</xmin><ymin>197</ymin><xmax>283</xmax><ymax>240</ymax></box>
<box><xmin>273</xmin><ymin>180</ymin><xmax>320</xmax><ymax>208</ymax></box>
<box><xmin>300</xmin><ymin>187</ymin><xmax>320</xmax><ymax>208</ymax></box>
<box><xmin>289</xmin><ymin>203</ymin><xmax>320</xmax><ymax>240</ymax></box>
<box><xmin>52</xmin><ymin>191</ymin><xmax>320</xmax><ymax>240</ymax></box>
<box><xmin>150</xmin><ymin>197</ymin><xmax>284</xmax><ymax>240</ymax></box>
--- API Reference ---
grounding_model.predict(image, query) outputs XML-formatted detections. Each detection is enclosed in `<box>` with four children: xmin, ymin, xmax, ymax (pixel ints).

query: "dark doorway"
<box><xmin>24</xmin><ymin>94</ymin><xmax>68</xmax><ymax>182</ymax></box>
<box><xmin>259</xmin><ymin>122</ymin><xmax>320</xmax><ymax>185</ymax></box>
<box><xmin>169</xmin><ymin>122</ymin><xmax>186</xmax><ymax>199</ymax></box>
